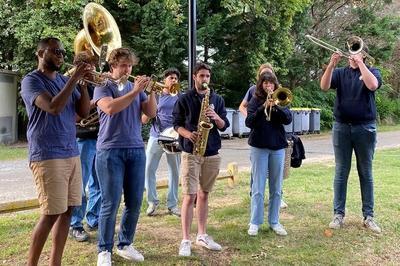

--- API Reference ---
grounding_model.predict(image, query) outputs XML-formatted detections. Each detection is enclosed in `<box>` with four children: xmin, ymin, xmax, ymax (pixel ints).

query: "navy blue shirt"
<box><xmin>94</xmin><ymin>80</ymin><xmax>147</xmax><ymax>150</ymax></box>
<box><xmin>246</xmin><ymin>96</ymin><xmax>292</xmax><ymax>150</ymax></box>
<box><xmin>173</xmin><ymin>89</ymin><xmax>229</xmax><ymax>156</ymax></box>
<box><xmin>21</xmin><ymin>70</ymin><xmax>81</xmax><ymax>162</ymax></box>
<box><xmin>331</xmin><ymin>66</ymin><xmax>382</xmax><ymax>124</ymax></box>
<box><xmin>243</xmin><ymin>85</ymin><xmax>256</xmax><ymax>102</ymax></box>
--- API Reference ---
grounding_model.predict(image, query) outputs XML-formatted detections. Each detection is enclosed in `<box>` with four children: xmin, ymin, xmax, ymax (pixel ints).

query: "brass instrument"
<box><xmin>74</xmin><ymin>3</ymin><xmax>179</xmax><ymax>94</ymax></box>
<box><xmin>305</xmin><ymin>34</ymin><xmax>375</xmax><ymax>65</ymax></box>
<box><xmin>79</xmin><ymin>109</ymin><xmax>99</xmax><ymax>128</ymax></box>
<box><xmin>193</xmin><ymin>83</ymin><xmax>214</xmax><ymax>156</ymax></box>
<box><xmin>78</xmin><ymin>3</ymin><xmax>122</xmax><ymax>61</ymax></box>
<box><xmin>64</xmin><ymin>62</ymin><xmax>107</xmax><ymax>87</ymax></box>
<box><xmin>117</xmin><ymin>75</ymin><xmax>180</xmax><ymax>96</ymax></box>
<box><xmin>265</xmin><ymin>87</ymin><xmax>293</xmax><ymax>121</ymax></box>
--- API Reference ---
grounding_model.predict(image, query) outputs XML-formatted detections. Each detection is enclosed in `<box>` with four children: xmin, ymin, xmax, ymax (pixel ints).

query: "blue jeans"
<box><xmin>71</xmin><ymin>139</ymin><xmax>101</xmax><ymax>229</ymax></box>
<box><xmin>145</xmin><ymin>136</ymin><xmax>180</xmax><ymax>209</ymax></box>
<box><xmin>332</xmin><ymin>122</ymin><xmax>377</xmax><ymax>218</ymax></box>
<box><xmin>249</xmin><ymin>146</ymin><xmax>285</xmax><ymax>227</ymax></box>
<box><xmin>96</xmin><ymin>148</ymin><xmax>146</xmax><ymax>252</ymax></box>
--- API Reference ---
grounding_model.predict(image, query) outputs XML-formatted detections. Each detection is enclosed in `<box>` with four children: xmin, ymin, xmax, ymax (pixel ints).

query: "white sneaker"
<box><xmin>168</xmin><ymin>206</ymin><xmax>181</xmax><ymax>217</ymax></box>
<box><xmin>329</xmin><ymin>214</ymin><xmax>344</xmax><ymax>229</ymax></box>
<box><xmin>146</xmin><ymin>202</ymin><xmax>158</xmax><ymax>216</ymax></box>
<box><xmin>280</xmin><ymin>199</ymin><xmax>288</xmax><ymax>209</ymax></box>
<box><xmin>196</xmin><ymin>234</ymin><xmax>222</xmax><ymax>251</ymax></box>
<box><xmin>115</xmin><ymin>245</ymin><xmax>144</xmax><ymax>262</ymax></box>
<box><xmin>178</xmin><ymin>239</ymin><xmax>191</xmax><ymax>256</ymax></box>
<box><xmin>248</xmin><ymin>224</ymin><xmax>259</xmax><ymax>236</ymax></box>
<box><xmin>97</xmin><ymin>251</ymin><xmax>111</xmax><ymax>266</ymax></box>
<box><xmin>271</xmin><ymin>224</ymin><xmax>288</xmax><ymax>236</ymax></box>
<box><xmin>364</xmin><ymin>216</ymin><xmax>382</xmax><ymax>233</ymax></box>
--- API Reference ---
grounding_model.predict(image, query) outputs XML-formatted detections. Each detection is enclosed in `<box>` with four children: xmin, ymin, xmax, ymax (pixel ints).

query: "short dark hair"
<box><xmin>36</xmin><ymin>37</ymin><xmax>61</xmax><ymax>52</ymax></box>
<box><xmin>73</xmin><ymin>51</ymin><xmax>97</xmax><ymax>65</ymax></box>
<box><xmin>193</xmin><ymin>62</ymin><xmax>211</xmax><ymax>75</ymax></box>
<box><xmin>108</xmin><ymin>48</ymin><xmax>139</xmax><ymax>67</ymax></box>
<box><xmin>163</xmin><ymin>67</ymin><xmax>181</xmax><ymax>79</ymax></box>
<box><xmin>255</xmin><ymin>72</ymin><xmax>279</xmax><ymax>100</ymax></box>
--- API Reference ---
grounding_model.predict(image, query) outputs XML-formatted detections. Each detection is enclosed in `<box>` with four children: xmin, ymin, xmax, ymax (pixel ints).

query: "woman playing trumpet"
<box><xmin>245</xmin><ymin>72</ymin><xmax>292</xmax><ymax>236</ymax></box>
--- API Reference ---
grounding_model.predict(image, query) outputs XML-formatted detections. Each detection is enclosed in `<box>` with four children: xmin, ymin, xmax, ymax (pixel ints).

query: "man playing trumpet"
<box><xmin>93</xmin><ymin>47</ymin><xmax>156</xmax><ymax>265</ymax></box>
<box><xmin>21</xmin><ymin>37</ymin><xmax>92</xmax><ymax>266</ymax></box>
<box><xmin>142</xmin><ymin>67</ymin><xmax>182</xmax><ymax>217</ymax></box>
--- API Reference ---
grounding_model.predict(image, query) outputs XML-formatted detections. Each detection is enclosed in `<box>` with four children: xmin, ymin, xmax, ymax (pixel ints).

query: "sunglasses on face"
<box><xmin>45</xmin><ymin>48</ymin><xmax>66</xmax><ymax>57</ymax></box>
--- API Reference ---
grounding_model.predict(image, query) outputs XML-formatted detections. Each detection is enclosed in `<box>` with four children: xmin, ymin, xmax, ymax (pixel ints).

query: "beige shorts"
<box><xmin>30</xmin><ymin>156</ymin><xmax>82</xmax><ymax>215</ymax></box>
<box><xmin>180</xmin><ymin>152</ymin><xmax>221</xmax><ymax>194</ymax></box>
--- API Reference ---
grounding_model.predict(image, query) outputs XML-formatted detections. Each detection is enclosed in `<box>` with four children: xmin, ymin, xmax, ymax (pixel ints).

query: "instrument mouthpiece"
<box><xmin>202</xmin><ymin>83</ymin><xmax>209</xmax><ymax>89</ymax></box>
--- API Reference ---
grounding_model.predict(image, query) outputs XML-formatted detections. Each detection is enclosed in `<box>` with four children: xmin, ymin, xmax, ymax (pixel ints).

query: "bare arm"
<box><xmin>353</xmin><ymin>56</ymin><xmax>379</xmax><ymax>91</ymax></box>
<box><xmin>176</xmin><ymin>126</ymin><xmax>198</xmax><ymax>143</ymax></box>
<box><xmin>75</xmin><ymin>83</ymin><xmax>90</xmax><ymax>118</ymax></box>
<box><xmin>97</xmin><ymin>76</ymin><xmax>149</xmax><ymax>115</ymax></box>
<box><xmin>141</xmin><ymin>91</ymin><xmax>157</xmax><ymax>118</ymax></box>
<box><xmin>34</xmin><ymin>63</ymin><xmax>91</xmax><ymax>115</ymax></box>
<box><xmin>238</xmin><ymin>99</ymin><xmax>248</xmax><ymax>117</ymax></box>
<box><xmin>320</xmin><ymin>53</ymin><xmax>341</xmax><ymax>91</ymax></box>
<box><xmin>141</xmin><ymin>114</ymin><xmax>151</xmax><ymax>124</ymax></box>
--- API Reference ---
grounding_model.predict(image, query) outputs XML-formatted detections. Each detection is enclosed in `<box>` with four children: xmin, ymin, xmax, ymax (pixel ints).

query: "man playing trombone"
<box><xmin>320</xmin><ymin>45</ymin><xmax>382</xmax><ymax>233</ymax></box>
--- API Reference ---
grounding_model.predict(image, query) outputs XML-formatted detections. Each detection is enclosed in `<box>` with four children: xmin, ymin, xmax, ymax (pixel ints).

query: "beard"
<box><xmin>44</xmin><ymin>58</ymin><xmax>61</xmax><ymax>71</ymax></box>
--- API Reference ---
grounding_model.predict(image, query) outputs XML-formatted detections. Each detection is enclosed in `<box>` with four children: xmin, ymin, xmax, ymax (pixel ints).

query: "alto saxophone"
<box><xmin>193</xmin><ymin>83</ymin><xmax>214</xmax><ymax>156</ymax></box>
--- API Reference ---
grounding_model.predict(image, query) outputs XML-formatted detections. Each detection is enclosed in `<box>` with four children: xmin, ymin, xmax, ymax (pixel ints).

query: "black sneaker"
<box><xmin>86</xmin><ymin>224</ymin><xmax>98</xmax><ymax>232</ymax></box>
<box><xmin>69</xmin><ymin>227</ymin><xmax>89</xmax><ymax>242</ymax></box>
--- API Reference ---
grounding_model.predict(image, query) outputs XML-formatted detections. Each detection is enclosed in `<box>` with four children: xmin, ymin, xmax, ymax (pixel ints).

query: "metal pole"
<box><xmin>188</xmin><ymin>0</ymin><xmax>197</xmax><ymax>90</ymax></box>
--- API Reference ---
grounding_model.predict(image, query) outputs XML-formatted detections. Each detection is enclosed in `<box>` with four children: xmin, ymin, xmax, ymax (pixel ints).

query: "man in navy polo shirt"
<box><xmin>320</xmin><ymin>46</ymin><xmax>382</xmax><ymax>233</ymax></box>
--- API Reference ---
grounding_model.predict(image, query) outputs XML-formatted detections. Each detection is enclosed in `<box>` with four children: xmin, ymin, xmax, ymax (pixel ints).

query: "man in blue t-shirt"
<box><xmin>142</xmin><ymin>67</ymin><xmax>181</xmax><ymax>217</ymax></box>
<box><xmin>21</xmin><ymin>37</ymin><xmax>92</xmax><ymax>266</ymax></box>
<box><xmin>320</xmin><ymin>46</ymin><xmax>382</xmax><ymax>234</ymax></box>
<box><xmin>94</xmin><ymin>48</ymin><xmax>157</xmax><ymax>265</ymax></box>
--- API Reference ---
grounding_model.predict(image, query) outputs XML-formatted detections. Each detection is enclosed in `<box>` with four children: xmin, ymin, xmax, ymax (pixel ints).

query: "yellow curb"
<box><xmin>0</xmin><ymin>162</ymin><xmax>239</xmax><ymax>214</ymax></box>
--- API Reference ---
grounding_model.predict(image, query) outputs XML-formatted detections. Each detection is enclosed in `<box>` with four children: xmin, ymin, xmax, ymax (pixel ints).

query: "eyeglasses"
<box><xmin>45</xmin><ymin>48</ymin><xmax>66</xmax><ymax>57</ymax></box>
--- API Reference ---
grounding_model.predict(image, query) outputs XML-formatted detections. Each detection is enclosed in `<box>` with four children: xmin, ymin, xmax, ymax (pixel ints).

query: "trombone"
<box><xmin>305</xmin><ymin>34</ymin><xmax>375</xmax><ymax>65</ymax></box>
<box><xmin>265</xmin><ymin>87</ymin><xmax>293</xmax><ymax>121</ymax></box>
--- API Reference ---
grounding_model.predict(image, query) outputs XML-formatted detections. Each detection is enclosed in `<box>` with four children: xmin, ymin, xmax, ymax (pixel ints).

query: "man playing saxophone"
<box><xmin>173</xmin><ymin>62</ymin><xmax>230</xmax><ymax>257</ymax></box>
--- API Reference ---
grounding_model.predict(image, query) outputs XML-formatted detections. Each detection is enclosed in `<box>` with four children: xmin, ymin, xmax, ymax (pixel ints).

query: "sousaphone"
<box><xmin>74</xmin><ymin>2</ymin><xmax>122</xmax><ymax>69</ymax></box>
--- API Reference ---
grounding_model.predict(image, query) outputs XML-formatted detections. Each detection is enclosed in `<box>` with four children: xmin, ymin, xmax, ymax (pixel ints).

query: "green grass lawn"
<box><xmin>0</xmin><ymin>144</ymin><xmax>27</xmax><ymax>161</ymax></box>
<box><xmin>0</xmin><ymin>148</ymin><xmax>399</xmax><ymax>265</ymax></box>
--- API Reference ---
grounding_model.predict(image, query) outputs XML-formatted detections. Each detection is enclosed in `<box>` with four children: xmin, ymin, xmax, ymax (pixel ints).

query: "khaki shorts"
<box><xmin>180</xmin><ymin>152</ymin><xmax>221</xmax><ymax>194</ymax></box>
<box><xmin>30</xmin><ymin>156</ymin><xmax>82</xmax><ymax>215</ymax></box>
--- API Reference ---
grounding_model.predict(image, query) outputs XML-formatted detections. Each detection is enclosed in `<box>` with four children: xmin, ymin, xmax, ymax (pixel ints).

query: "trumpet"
<box><xmin>305</xmin><ymin>34</ymin><xmax>375</xmax><ymax>65</ymax></box>
<box><xmin>117</xmin><ymin>74</ymin><xmax>180</xmax><ymax>96</ymax></box>
<box><xmin>265</xmin><ymin>87</ymin><xmax>293</xmax><ymax>121</ymax></box>
<box><xmin>64</xmin><ymin>62</ymin><xmax>108</xmax><ymax>87</ymax></box>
